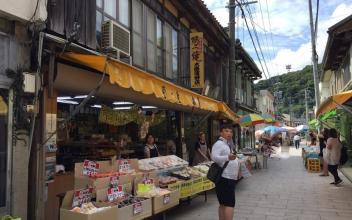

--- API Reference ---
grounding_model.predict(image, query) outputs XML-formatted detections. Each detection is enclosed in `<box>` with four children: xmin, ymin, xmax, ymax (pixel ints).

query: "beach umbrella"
<box><xmin>261</xmin><ymin>113</ymin><xmax>275</xmax><ymax>123</ymax></box>
<box><xmin>282</xmin><ymin>126</ymin><xmax>297</xmax><ymax>133</ymax></box>
<box><xmin>296</xmin><ymin>125</ymin><xmax>309</xmax><ymax>132</ymax></box>
<box><xmin>264</xmin><ymin>125</ymin><xmax>288</xmax><ymax>134</ymax></box>
<box><xmin>240</xmin><ymin>114</ymin><xmax>265</xmax><ymax>126</ymax></box>
<box><xmin>255</xmin><ymin>130</ymin><xmax>264</xmax><ymax>138</ymax></box>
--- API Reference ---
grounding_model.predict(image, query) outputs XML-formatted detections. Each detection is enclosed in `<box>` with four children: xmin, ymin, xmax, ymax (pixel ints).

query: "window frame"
<box><xmin>96</xmin><ymin>0</ymin><xmax>130</xmax><ymax>28</ymax></box>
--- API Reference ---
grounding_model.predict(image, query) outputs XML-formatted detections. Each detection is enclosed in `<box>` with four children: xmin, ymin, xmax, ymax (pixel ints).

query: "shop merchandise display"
<box><xmin>193</xmin><ymin>165</ymin><xmax>210</xmax><ymax>174</ymax></box>
<box><xmin>138</xmin><ymin>155</ymin><xmax>188</xmax><ymax>171</ymax></box>
<box><xmin>158</xmin><ymin>176</ymin><xmax>179</xmax><ymax>187</ymax></box>
<box><xmin>71</xmin><ymin>202</ymin><xmax>111</xmax><ymax>214</ymax></box>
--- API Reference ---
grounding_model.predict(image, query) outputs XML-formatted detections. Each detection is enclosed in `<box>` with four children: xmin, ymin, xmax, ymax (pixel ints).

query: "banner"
<box><xmin>190</xmin><ymin>32</ymin><xmax>204</xmax><ymax>88</ymax></box>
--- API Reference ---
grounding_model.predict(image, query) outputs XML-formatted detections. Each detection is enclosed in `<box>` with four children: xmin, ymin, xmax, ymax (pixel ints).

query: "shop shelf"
<box><xmin>307</xmin><ymin>158</ymin><xmax>320</xmax><ymax>172</ymax></box>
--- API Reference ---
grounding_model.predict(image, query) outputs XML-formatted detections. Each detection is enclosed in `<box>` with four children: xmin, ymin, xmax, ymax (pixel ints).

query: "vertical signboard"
<box><xmin>190</xmin><ymin>32</ymin><xmax>204</xmax><ymax>88</ymax></box>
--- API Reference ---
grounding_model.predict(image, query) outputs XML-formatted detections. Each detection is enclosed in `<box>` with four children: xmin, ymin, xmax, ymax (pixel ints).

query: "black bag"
<box><xmin>340</xmin><ymin>145</ymin><xmax>348</xmax><ymax>165</ymax></box>
<box><xmin>207</xmin><ymin>160</ymin><xmax>230</xmax><ymax>184</ymax></box>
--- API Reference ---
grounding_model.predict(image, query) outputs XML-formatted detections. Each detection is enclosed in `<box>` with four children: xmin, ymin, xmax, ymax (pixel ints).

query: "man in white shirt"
<box><xmin>293</xmin><ymin>133</ymin><xmax>301</xmax><ymax>149</ymax></box>
<box><xmin>211</xmin><ymin>124</ymin><xmax>240</xmax><ymax>220</ymax></box>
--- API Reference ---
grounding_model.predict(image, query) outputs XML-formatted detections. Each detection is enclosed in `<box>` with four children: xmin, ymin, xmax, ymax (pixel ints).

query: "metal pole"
<box><xmin>305</xmin><ymin>89</ymin><xmax>309</xmax><ymax>124</ymax></box>
<box><xmin>229</xmin><ymin>0</ymin><xmax>236</xmax><ymax>111</ymax></box>
<box><xmin>308</xmin><ymin>0</ymin><xmax>320</xmax><ymax>114</ymax></box>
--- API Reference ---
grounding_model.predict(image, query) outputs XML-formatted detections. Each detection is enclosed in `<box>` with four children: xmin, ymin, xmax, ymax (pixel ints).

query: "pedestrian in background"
<box><xmin>319</xmin><ymin>128</ymin><xmax>329</xmax><ymax>176</ymax></box>
<box><xmin>293</xmin><ymin>133</ymin><xmax>301</xmax><ymax>149</ymax></box>
<box><xmin>326</xmin><ymin>128</ymin><xmax>342</xmax><ymax>185</ymax></box>
<box><xmin>211</xmin><ymin>124</ymin><xmax>240</xmax><ymax>220</ymax></box>
<box><xmin>309</xmin><ymin>131</ymin><xmax>317</xmax><ymax>146</ymax></box>
<box><xmin>192</xmin><ymin>132</ymin><xmax>210</xmax><ymax>166</ymax></box>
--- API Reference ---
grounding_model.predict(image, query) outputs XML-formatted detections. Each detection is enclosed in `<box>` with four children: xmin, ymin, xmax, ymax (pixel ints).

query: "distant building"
<box><xmin>255</xmin><ymin>90</ymin><xmax>275</xmax><ymax>116</ymax></box>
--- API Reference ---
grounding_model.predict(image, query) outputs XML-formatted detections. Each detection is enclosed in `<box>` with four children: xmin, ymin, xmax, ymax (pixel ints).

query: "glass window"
<box><xmin>164</xmin><ymin>23</ymin><xmax>172</xmax><ymax>79</ymax></box>
<box><xmin>104</xmin><ymin>0</ymin><xmax>117</xmax><ymax>19</ymax></box>
<box><xmin>0</xmin><ymin>92</ymin><xmax>8</xmax><ymax>208</ymax></box>
<box><xmin>147</xmin><ymin>9</ymin><xmax>157</xmax><ymax>72</ymax></box>
<box><xmin>156</xmin><ymin>18</ymin><xmax>163</xmax><ymax>74</ymax></box>
<box><xmin>132</xmin><ymin>0</ymin><xmax>144</xmax><ymax>67</ymax></box>
<box><xmin>119</xmin><ymin>0</ymin><xmax>129</xmax><ymax>27</ymax></box>
<box><xmin>172</xmin><ymin>29</ymin><xmax>178</xmax><ymax>79</ymax></box>
<box><xmin>96</xmin><ymin>0</ymin><xmax>102</xmax><ymax>8</ymax></box>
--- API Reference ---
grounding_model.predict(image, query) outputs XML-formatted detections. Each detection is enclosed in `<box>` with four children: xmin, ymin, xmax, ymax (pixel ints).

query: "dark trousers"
<box><xmin>328</xmin><ymin>165</ymin><xmax>341</xmax><ymax>182</ymax></box>
<box><xmin>294</xmin><ymin>140</ymin><xmax>300</xmax><ymax>149</ymax></box>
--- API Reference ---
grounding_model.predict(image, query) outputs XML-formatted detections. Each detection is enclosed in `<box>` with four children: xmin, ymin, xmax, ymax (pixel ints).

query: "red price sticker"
<box><xmin>107</xmin><ymin>185</ymin><xmax>124</xmax><ymax>202</ymax></box>
<box><xmin>110</xmin><ymin>176</ymin><xmax>119</xmax><ymax>187</ymax></box>
<box><xmin>82</xmin><ymin>160</ymin><xmax>100</xmax><ymax>177</ymax></box>
<box><xmin>72</xmin><ymin>187</ymin><xmax>93</xmax><ymax>207</ymax></box>
<box><xmin>163</xmin><ymin>194</ymin><xmax>170</xmax><ymax>204</ymax></box>
<box><xmin>118</xmin><ymin>160</ymin><xmax>131</xmax><ymax>173</ymax></box>
<box><xmin>133</xmin><ymin>202</ymin><xmax>143</xmax><ymax>215</ymax></box>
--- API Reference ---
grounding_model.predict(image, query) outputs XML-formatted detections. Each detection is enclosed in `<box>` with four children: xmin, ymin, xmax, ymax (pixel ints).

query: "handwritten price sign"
<box><xmin>110</xmin><ymin>176</ymin><xmax>119</xmax><ymax>188</ymax></box>
<box><xmin>118</xmin><ymin>160</ymin><xmax>131</xmax><ymax>173</ymax></box>
<box><xmin>107</xmin><ymin>185</ymin><xmax>124</xmax><ymax>202</ymax></box>
<box><xmin>133</xmin><ymin>202</ymin><xmax>143</xmax><ymax>215</ymax></box>
<box><xmin>163</xmin><ymin>194</ymin><xmax>170</xmax><ymax>204</ymax></box>
<box><xmin>72</xmin><ymin>187</ymin><xmax>93</xmax><ymax>207</ymax></box>
<box><xmin>82</xmin><ymin>160</ymin><xmax>100</xmax><ymax>177</ymax></box>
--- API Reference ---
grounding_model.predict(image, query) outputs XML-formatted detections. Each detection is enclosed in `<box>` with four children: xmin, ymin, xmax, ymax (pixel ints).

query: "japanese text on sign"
<box><xmin>118</xmin><ymin>160</ymin><xmax>131</xmax><ymax>173</ymax></box>
<box><xmin>133</xmin><ymin>202</ymin><xmax>143</xmax><ymax>215</ymax></box>
<box><xmin>72</xmin><ymin>187</ymin><xmax>93</xmax><ymax>207</ymax></box>
<box><xmin>190</xmin><ymin>32</ymin><xmax>204</xmax><ymax>88</ymax></box>
<box><xmin>82</xmin><ymin>160</ymin><xmax>100</xmax><ymax>177</ymax></box>
<box><xmin>163</xmin><ymin>194</ymin><xmax>170</xmax><ymax>204</ymax></box>
<box><xmin>107</xmin><ymin>186</ymin><xmax>124</xmax><ymax>202</ymax></box>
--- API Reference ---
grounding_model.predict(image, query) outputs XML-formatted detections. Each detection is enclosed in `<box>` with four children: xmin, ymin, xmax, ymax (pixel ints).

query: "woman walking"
<box><xmin>326</xmin><ymin>128</ymin><xmax>342</xmax><ymax>185</ymax></box>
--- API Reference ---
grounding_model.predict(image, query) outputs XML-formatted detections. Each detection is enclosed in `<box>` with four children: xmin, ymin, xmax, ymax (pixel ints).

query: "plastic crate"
<box><xmin>167</xmin><ymin>181</ymin><xmax>181</xmax><ymax>191</ymax></box>
<box><xmin>180</xmin><ymin>180</ymin><xmax>193</xmax><ymax>198</ymax></box>
<box><xmin>307</xmin><ymin>158</ymin><xmax>320</xmax><ymax>172</ymax></box>
<box><xmin>192</xmin><ymin>177</ymin><xmax>204</xmax><ymax>194</ymax></box>
<box><xmin>202</xmin><ymin>177</ymin><xmax>215</xmax><ymax>191</ymax></box>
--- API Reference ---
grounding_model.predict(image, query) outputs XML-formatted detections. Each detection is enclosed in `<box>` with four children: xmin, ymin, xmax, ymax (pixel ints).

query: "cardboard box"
<box><xmin>60</xmin><ymin>191</ymin><xmax>116</xmax><ymax>220</ymax></box>
<box><xmin>95</xmin><ymin>183</ymin><xmax>133</xmax><ymax>202</ymax></box>
<box><xmin>152</xmin><ymin>190</ymin><xmax>180</xmax><ymax>214</ymax></box>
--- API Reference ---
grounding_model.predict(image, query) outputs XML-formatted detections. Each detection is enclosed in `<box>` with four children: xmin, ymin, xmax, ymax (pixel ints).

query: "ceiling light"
<box><xmin>113</xmin><ymin>101</ymin><xmax>134</xmax><ymax>105</ymax></box>
<box><xmin>57</xmin><ymin>100</ymin><xmax>79</xmax><ymax>105</ymax></box>
<box><xmin>113</xmin><ymin>107</ymin><xmax>132</xmax><ymax>110</ymax></box>
<box><xmin>142</xmin><ymin>106</ymin><xmax>157</xmax><ymax>109</ymax></box>
<box><xmin>57</xmin><ymin>96</ymin><xmax>72</xmax><ymax>100</ymax></box>
<box><xmin>91</xmin><ymin>105</ymin><xmax>102</xmax><ymax>108</ymax></box>
<box><xmin>74</xmin><ymin>95</ymin><xmax>89</xmax><ymax>99</ymax></box>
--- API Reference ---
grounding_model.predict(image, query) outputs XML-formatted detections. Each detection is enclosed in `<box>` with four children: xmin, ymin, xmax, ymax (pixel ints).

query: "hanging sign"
<box><xmin>107</xmin><ymin>185</ymin><xmax>124</xmax><ymax>202</ymax></box>
<box><xmin>190</xmin><ymin>32</ymin><xmax>204</xmax><ymax>88</ymax></box>
<box><xmin>118</xmin><ymin>160</ymin><xmax>131</xmax><ymax>173</ymax></box>
<box><xmin>133</xmin><ymin>202</ymin><xmax>143</xmax><ymax>215</ymax></box>
<box><xmin>72</xmin><ymin>187</ymin><xmax>93</xmax><ymax>207</ymax></box>
<box><xmin>82</xmin><ymin>160</ymin><xmax>100</xmax><ymax>176</ymax></box>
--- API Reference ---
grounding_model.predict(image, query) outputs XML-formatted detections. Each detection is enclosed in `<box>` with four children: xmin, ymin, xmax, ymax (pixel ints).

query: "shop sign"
<box><xmin>133</xmin><ymin>202</ymin><xmax>143</xmax><ymax>215</ymax></box>
<box><xmin>163</xmin><ymin>194</ymin><xmax>170</xmax><ymax>204</ymax></box>
<box><xmin>72</xmin><ymin>187</ymin><xmax>93</xmax><ymax>207</ymax></box>
<box><xmin>110</xmin><ymin>176</ymin><xmax>119</xmax><ymax>188</ymax></box>
<box><xmin>190</xmin><ymin>32</ymin><xmax>204</xmax><ymax>88</ymax></box>
<box><xmin>82</xmin><ymin>160</ymin><xmax>100</xmax><ymax>176</ymax></box>
<box><xmin>118</xmin><ymin>160</ymin><xmax>131</xmax><ymax>173</ymax></box>
<box><xmin>107</xmin><ymin>185</ymin><xmax>124</xmax><ymax>202</ymax></box>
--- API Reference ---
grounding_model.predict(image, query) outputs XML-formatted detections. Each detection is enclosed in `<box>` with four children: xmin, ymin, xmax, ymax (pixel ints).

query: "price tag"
<box><xmin>142</xmin><ymin>178</ymin><xmax>154</xmax><ymax>185</ymax></box>
<box><xmin>118</xmin><ymin>160</ymin><xmax>131</xmax><ymax>173</ymax></box>
<box><xmin>82</xmin><ymin>160</ymin><xmax>100</xmax><ymax>177</ymax></box>
<box><xmin>110</xmin><ymin>176</ymin><xmax>119</xmax><ymax>188</ymax></box>
<box><xmin>133</xmin><ymin>202</ymin><xmax>143</xmax><ymax>215</ymax></box>
<box><xmin>72</xmin><ymin>187</ymin><xmax>93</xmax><ymax>207</ymax></box>
<box><xmin>163</xmin><ymin>194</ymin><xmax>170</xmax><ymax>204</ymax></box>
<box><xmin>107</xmin><ymin>185</ymin><xmax>124</xmax><ymax>202</ymax></box>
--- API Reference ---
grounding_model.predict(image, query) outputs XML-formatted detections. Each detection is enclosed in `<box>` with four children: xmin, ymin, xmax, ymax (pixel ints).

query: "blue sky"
<box><xmin>204</xmin><ymin>0</ymin><xmax>352</xmax><ymax>79</ymax></box>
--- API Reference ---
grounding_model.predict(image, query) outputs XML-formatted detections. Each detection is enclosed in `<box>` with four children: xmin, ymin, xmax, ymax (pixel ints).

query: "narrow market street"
<box><xmin>168</xmin><ymin>145</ymin><xmax>352</xmax><ymax>220</ymax></box>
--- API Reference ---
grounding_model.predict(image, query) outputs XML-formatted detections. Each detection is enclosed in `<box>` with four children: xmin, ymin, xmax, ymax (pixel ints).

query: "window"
<box><xmin>104</xmin><ymin>0</ymin><xmax>116</xmax><ymax>19</ymax></box>
<box><xmin>172</xmin><ymin>29</ymin><xmax>178</xmax><ymax>79</ymax></box>
<box><xmin>179</xmin><ymin>25</ymin><xmax>190</xmax><ymax>86</ymax></box>
<box><xmin>156</xmin><ymin>18</ymin><xmax>163</xmax><ymax>74</ymax></box>
<box><xmin>119</xmin><ymin>0</ymin><xmax>129</xmax><ymax>27</ymax></box>
<box><xmin>0</xmin><ymin>92</ymin><xmax>8</xmax><ymax>208</ymax></box>
<box><xmin>164</xmin><ymin>24</ymin><xmax>178</xmax><ymax>79</ymax></box>
<box><xmin>132</xmin><ymin>0</ymin><xmax>144</xmax><ymax>67</ymax></box>
<box><xmin>147</xmin><ymin>8</ymin><xmax>157</xmax><ymax>72</ymax></box>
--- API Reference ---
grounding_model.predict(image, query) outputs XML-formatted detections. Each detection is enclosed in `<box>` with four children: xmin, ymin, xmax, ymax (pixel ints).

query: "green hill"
<box><xmin>254</xmin><ymin>65</ymin><xmax>316</xmax><ymax>118</ymax></box>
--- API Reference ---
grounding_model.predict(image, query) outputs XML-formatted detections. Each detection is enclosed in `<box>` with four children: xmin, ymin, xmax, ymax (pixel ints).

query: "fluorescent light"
<box><xmin>74</xmin><ymin>95</ymin><xmax>89</xmax><ymax>99</ymax></box>
<box><xmin>113</xmin><ymin>107</ymin><xmax>132</xmax><ymax>110</ymax></box>
<box><xmin>57</xmin><ymin>96</ymin><xmax>72</xmax><ymax>100</ymax></box>
<box><xmin>57</xmin><ymin>100</ymin><xmax>79</xmax><ymax>105</ymax></box>
<box><xmin>91</xmin><ymin>105</ymin><xmax>102</xmax><ymax>108</ymax></box>
<box><xmin>142</xmin><ymin>106</ymin><xmax>157</xmax><ymax>109</ymax></box>
<box><xmin>113</xmin><ymin>101</ymin><xmax>134</xmax><ymax>105</ymax></box>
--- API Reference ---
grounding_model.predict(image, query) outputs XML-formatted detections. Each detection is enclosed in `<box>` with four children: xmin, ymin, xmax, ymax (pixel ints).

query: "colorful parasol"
<box><xmin>261</xmin><ymin>113</ymin><xmax>275</xmax><ymax>123</ymax></box>
<box><xmin>240</xmin><ymin>114</ymin><xmax>265</xmax><ymax>126</ymax></box>
<box><xmin>264</xmin><ymin>125</ymin><xmax>288</xmax><ymax>134</ymax></box>
<box><xmin>296</xmin><ymin>125</ymin><xmax>309</xmax><ymax>132</ymax></box>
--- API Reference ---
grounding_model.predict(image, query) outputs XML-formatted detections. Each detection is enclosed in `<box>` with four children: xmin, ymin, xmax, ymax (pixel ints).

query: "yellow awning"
<box><xmin>60</xmin><ymin>52</ymin><xmax>238</xmax><ymax>121</ymax></box>
<box><xmin>316</xmin><ymin>90</ymin><xmax>352</xmax><ymax>116</ymax></box>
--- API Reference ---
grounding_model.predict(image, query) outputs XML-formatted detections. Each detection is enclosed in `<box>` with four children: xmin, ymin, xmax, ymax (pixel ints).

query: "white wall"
<box><xmin>0</xmin><ymin>0</ymin><xmax>47</xmax><ymax>22</ymax></box>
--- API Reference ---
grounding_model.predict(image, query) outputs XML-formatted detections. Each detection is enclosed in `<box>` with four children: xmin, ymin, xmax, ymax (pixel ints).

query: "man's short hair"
<box><xmin>220</xmin><ymin>123</ymin><xmax>232</xmax><ymax>131</ymax></box>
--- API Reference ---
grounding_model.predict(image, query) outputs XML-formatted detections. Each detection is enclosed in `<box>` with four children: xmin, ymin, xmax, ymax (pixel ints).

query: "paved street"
<box><xmin>167</xmin><ymin>146</ymin><xmax>352</xmax><ymax>220</ymax></box>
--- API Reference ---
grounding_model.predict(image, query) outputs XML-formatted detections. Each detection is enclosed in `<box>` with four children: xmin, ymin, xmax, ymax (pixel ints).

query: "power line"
<box><xmin>236</xmin><ymin>1</ymin><xmax>269</xmax><ymax>80</ymax></box>
<box><xmin>265</xmin><ymin>0</ymin><xmax>280</xmax><ymax>76</ymax></box>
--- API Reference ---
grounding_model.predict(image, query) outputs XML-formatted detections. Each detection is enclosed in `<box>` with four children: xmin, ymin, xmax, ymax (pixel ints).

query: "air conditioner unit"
<box><xmin>102</xmin><ymin>20</ymin><xmax>130</xmax><ymax>57</ymax></box>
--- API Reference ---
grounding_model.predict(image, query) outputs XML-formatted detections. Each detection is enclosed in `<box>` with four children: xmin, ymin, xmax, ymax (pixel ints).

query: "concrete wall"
<box><xmin>0</xmin><ymin>0</ymin><xmax>47</xmax><ymax>22</ymax></box>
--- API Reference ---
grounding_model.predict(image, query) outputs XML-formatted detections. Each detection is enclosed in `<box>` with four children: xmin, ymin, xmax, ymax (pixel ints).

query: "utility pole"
<box><xmin>305</xmin><ymin>89</ymin><xmax>309</xmax><ymax>124</ymax></box>
<box><xmin>308</xmin><ymin>0</ymin><xmax>320</xmax><ymax>114</ymax></box>
<box><xmin>228</xmin><ymin>0</ymin><xmax>257</xmax><ymax>111</ymax></box>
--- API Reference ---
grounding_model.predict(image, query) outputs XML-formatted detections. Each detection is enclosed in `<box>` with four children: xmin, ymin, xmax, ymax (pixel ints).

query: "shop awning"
<box><xmin>60</xmin><ymin>52</ymin><xmax>238</xmax><ymax>122</ymax></box>
<box><xmin>316</xmin><ymin>90</ymin><xmax>352</xmax><ymax>116</ymax></box>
